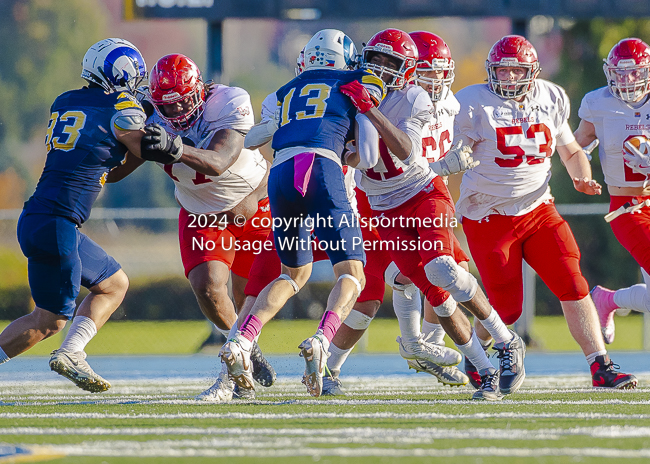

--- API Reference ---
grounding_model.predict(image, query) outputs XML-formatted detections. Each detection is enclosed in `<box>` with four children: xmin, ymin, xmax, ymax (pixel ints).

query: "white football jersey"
<box><xmin>423</xmin><ymin>90</ymin><xmax>459</xmax><ymax>163</ymax></box>
<box><xmin>359</xmin><ymin>85</ymin><xmax>434</xmax><ymax>211</ymax></box>
<box><xmin>149</xmin><ymin>85</ymin><xmax>267</xmax><ymax>214</ymax></box>
<box><xmin>455</xmin><ymin>80</ymin><xmax>575</xmax><ymax>219</ymax></box>
<box><xmin>579</xmin><ymin>86</ymin><xmax>650</xmax><ymax>188</ymax></box>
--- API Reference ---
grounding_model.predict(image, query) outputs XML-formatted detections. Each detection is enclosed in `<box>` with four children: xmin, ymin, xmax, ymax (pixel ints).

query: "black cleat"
<box><xmin>591</xmin><ymin>355</ymin><xmax>637</xmax><ymax>389</ymax></box>
<box><xmin>250</xmin><ymin>341</ymin><xmax>276</xmax><ymax>387</ymax></box>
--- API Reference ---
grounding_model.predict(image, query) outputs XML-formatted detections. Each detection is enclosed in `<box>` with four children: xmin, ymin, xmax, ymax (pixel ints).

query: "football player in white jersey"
<box><xmin>107</xmin><ymin>54</ymin><xmax>277</xmax><ymax>401</ymax></box>
<box><xmin>342</xmin><ymin>28</ymin><xmax>521</xmax><ymax>401</ymax></box>
<box><xmin>455</xmin><ymin>35</ymin><xmax>636</xmax><ymax>390</ymax></box>
<box><xmin>575</xmin><ymin>38</ymin><xmax>650</xmax><ymax>348</ymax></box>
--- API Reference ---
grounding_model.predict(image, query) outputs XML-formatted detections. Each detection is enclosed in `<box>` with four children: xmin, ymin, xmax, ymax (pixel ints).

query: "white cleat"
<box><xmin>299</xmin><ymin>335</ymin><xmax>328</xmax><ymax>397</ymax></box>
<box><xmin>49</xmin><ymin>349</ymin><xmax>111</xmax><ymax>393</ymax></box>
<box><xmin>322</xmin><ymin>375</ymin><xmax>345</xmax><ymax>396</ymax></box>
<box><xmin>219</xmin><ymin>337</ymin><xmax>255</xmax><ymax>391</ymax></box>
<box><xmin>406</xmin><ymin>358</ymin><xmax>470</xmax><ymax>387</ymax></box>
<box><xmin>195</xmin><ymin>362</ymin><xmax>234</xmax><ymax>402</ymax></box>
<box><xmin>397</xmin><ymin>334</ymin><xmax>462</xmax><ymax>367</ymax></box>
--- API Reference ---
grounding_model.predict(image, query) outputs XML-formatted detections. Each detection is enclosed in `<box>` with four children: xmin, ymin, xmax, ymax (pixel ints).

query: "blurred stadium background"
<box><xmin>2</xmin><ymin>0</ymin><xmax>650</xmax><ymax>354</ymax></box>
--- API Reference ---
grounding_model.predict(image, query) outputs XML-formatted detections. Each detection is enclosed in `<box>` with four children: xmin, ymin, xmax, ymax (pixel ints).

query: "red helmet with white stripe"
<box><xmin>362</xmin><ymin>29</ymin><xmax>418</xmax><ymax>90</ymax></box>
<box><xmin>149</xmin><ymin>54</ymin><xmax>206</xmax><ymax>130</ymax></box>
<box><xmin>485</xmin><ymin>35</ymin><xmax>541</xmax><ymax>99</ymax></box>
<box><xmin>604</xmin><ymin>38</ymin><xmax>650</xmax><ymax>103</ymax></box>
<box><xmin>410</xmin><ymin>31</ymin><xmax>455</xmax><ymax>102</ymax></box>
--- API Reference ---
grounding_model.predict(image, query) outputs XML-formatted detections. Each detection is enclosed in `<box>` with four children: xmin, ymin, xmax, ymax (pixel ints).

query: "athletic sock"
<box><xmin>318</xmin><ymin>311</ymin><xmax>342</xmax><ymax>343</ymax></box>
<box><xmin>421</xmin><ymin>321</ymin><xmax>445</xmax><ymax>345</ymax></box>
<box><xmin>478</xmin><ymin>309</ymin><xmax>513</xmax><ymax>345</ymax></box>
<box><xmin>59</xmin><ymin>316</ymin><xmax>97</xmax><ymax>353</ymax></box>
<box><xmin>456</xmin><ymin>331</ymin><xmax>494</xmax><ymax>374</ymax></box>
<box><xmin>327</xmin><ymin>343</ymin><xmax>352</xmax><ymax>378</ymax></box>
<box><xmin>393</xmin><ymin>289</ymin><xmax>422</xmax><ymax>345</ymax></box>
<box><xmin>239</xmin><ymin>314</ymin><xmax>263</xmax><ymax>342</ymax></box>
<box><xmin>586</xmin><ymin>350</ymin><xmax>607</xmax><ymax>366</ymax></box>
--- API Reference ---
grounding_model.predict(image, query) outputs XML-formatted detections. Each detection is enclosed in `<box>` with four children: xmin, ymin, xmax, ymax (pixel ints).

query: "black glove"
<box><xmin>141</xmin><ymin>123</ymin><xmax>183</xmax><ymax>164</ymax></box>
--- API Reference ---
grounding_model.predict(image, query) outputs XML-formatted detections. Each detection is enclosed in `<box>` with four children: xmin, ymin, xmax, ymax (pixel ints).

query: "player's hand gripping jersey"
<box><xmin>148</xmin><ymin>85</ymin><xmax>267</xmax><ymax>214</ymax></box>
<box><xmin>579</xmin><ymin>86</ymin><xmax>650</xmax><ymax>187</ymax></box>
<box><xmin>24</xmin><ymin>88</ymin><xmax>146</xmax><ymax>225</ymax></box>
<box><xmin>455</xmin><ymin>79</ymin><xmax>576</xmax><ymax>220</ymax></box>
<box><xmin>358</xmin><ymin>85</ymin><xmax>435</xmax><ymax>210</ymax></box>
<box><xmin>271</xmin><ymin>68</ymin><xmax>384</xmax><ymax>167</ymax></box>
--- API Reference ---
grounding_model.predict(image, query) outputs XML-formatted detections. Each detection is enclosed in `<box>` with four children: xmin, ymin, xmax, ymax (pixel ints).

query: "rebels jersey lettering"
<box><xmin>455</xmin><ymin>80</ymin><xmax>574</xmax><ymax>215</ymax></box>
<box><xmin>359</xmin><ymin>85</ymin><xmax>434</xmax><ymax>211</ymax></box>
<box><xmin>149</xmin><ymin>85</ymin><xmax>267</xmax><ymax>214</ymax></box>
<box><xmin>272</xmin><ymin>69</ymin><xmax>384</xmax><ymax>157</ymax></box>
<box><xmin>422</xmin><ymin>90</ymin><xmax>459</xmax><ymax>163</ymax></box>
<box><xmin>24</xmin><ymin>87</ymin><xmax>145</xmax><ymax>225</ymax></box>
<box><xmin>579</xmin><ymin>86</ymin><xmax>650</xmax><ymax>188</ymax></box>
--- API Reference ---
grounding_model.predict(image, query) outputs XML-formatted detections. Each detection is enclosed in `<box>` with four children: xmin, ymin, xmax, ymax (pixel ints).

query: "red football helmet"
<box><xmin>485</xmin><ymin>35</ymin><xmax>541</xmax><ymax>99</ymax></box>
<box><xmin>362</xmin><ymin>29</ymin><xmax>418</xmax><ymax>90</ymax></box>
<box><xmin>604</xmin><ymin>38</ymin><xmax>650</xmax><ymax>103</ymax></box>
<box><xmin>149</xmin><ymin>54</ymin><xmax>206</xmax><ymax>130</ymax></box>
<box><xmin>410</xmin><ymin>31</ymin><xmax>455</xmax><ymax>102</ymax></box>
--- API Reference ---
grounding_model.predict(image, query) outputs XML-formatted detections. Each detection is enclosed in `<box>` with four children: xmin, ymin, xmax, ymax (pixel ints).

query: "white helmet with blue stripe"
<box><xmin>303</xmin><ymin>29</ymin><xmax>358</xmax><ymax>71</ymax></box>
<box><xmin>81</xmin><ymin>38</ymin><xmax>147</xmax><ymax>93</ymax></box>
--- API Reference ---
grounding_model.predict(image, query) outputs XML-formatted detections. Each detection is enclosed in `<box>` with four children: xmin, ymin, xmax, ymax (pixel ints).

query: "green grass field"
<box><xmin>1</xmin><ymin>314</ymin><xmax>645</xmax><ymax>356</ymax></box>
<box><xmin>1</xmin><ymin>375</ymin><xmax>649</xmax><ymax>463</ymax></box>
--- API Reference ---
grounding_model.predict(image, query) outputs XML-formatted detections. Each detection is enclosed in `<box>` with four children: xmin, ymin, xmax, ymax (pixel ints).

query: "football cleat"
<box><xmin>49</xmin><ymin>349</ymin><xmax>111</xmax><ymax>393</ymax></box>
<box><xmin>299</xmin><ymin>335</ymin><xmax>328</xmax><ymax>397</ymax></box>
<box><xmin>591</xmin><ymin>355</ymin><xmax>638</xmax><ymax>389</ymax></box>
<box><xmin>494</xmin><ymin>330</ymin><xmax>526</xmax><ymax>395</ymax></box>
<box><xmin>407</xmin><ymin>358</ymin><xmax>470</xmax><ymax>387</ymax></box>
<box><xmin>322</xmin><ymin>374</ymin><xmax>345</xmax><ymax>396</ymax></box>
<box><xmin>397</xmin><ymin>334</ymin><xmax>462</xmax><ymax>367</ymax></box>
<box><xmin>250</xmin><ymin>341</ymin><xmax>276</xmax><ymax>387</ymax></box>
<box><xmin>233</xmin><ymin>384</ymin><xmax>256</xmax><ymax>400</ymax></box>
<box><xmin>195</xmin><ymin>363</ymin><xmax>234</xmax><ymax>402</ymax></box>
<box><xmin>472</xmin><ymin>369</ymin><xmax>503</xmax><ymax>401</ymax></box>
<box><xmin>219</xmin><ymin>337</ymin><xmax>255</xmax><ymax>390</ymax></box>
<box><xmin>591</xmin><ymin>285</ymin><xmax>619</xmax><ymax>344</ymax></box>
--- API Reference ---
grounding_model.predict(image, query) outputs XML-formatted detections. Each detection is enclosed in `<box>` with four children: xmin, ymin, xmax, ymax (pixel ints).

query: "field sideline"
<box><xmin>0</xmin><ymin>374</ymin><xmax>649</xmax><ymax>463</ymax></box>
<box><xmin>2</xmin><ymin>315</ymin><xmax>646</xmax><ymax>356</ymax></box>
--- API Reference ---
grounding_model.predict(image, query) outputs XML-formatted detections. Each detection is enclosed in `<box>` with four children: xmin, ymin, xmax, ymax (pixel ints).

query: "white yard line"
<box><xmin>1</xmin><ymin>411</ymin><xmax>649</xmax><ymax>420</ymax></box>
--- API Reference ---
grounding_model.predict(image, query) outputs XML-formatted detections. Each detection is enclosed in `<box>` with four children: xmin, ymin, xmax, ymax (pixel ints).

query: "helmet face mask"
<box><xmin>362</xmin><ymin>29</ymin><xmax>418</xmax><ymax>90</ymax></box>
<box><xmin>410</xmin><ymin>31</ymin><xmax>454</xmax><ymax>102</ymax></box>
<box><xmin>149</xmin><ymin>54</ymin><xmax>206</xmax><ymax>131</ymax></box>
<box><xmin>303</xmin><ymin>29</ymin><xmax>358</xmax><ymax>72</ymax></box>
<box><xmin>604</xmin><ymin>38</ymin><xmax>650</xmax><ymax>104</ymax></box>
<box><xmin>81</xmin><ymin>38</ymin><xmax>147</xmax><ymax>94</ymax></box>
<box><xmin>486</xmin><ymin>35</ymin><xmax>540</xmax><ymax>100</ymax></box>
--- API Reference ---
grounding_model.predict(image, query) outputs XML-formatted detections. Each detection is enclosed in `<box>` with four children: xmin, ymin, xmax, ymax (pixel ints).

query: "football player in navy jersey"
<box><xmin>224</xmin><ymin>30</ymin><xmax>385</xmax><ymax>397</ymax></box>
<box><xmin>0</xmin><ymin>38</ymin><xmax>178</xmax><ymax>392</ymax></box>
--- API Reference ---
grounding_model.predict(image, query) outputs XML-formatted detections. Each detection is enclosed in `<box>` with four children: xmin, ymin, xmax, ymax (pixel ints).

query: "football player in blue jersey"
<box><xmin>0</xmin><ymin>38</ymin><xmax>180</xmax><ymax>392</ymax></box>
<box><xmin>223</xmin><ymin>30</ymin><xmax>385</xmax><ymax>397</ymax></box>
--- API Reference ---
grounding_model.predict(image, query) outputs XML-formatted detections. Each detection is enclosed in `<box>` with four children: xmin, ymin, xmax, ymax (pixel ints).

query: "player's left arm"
<box><xmin>105</xmin><ymin>152</ymin><xmax>146</xmax><ymax>183</ymax></box>
<box><xmin>557</xmin><ymin>140</ymin><xmax>602</xmax><ymax>195</ymax></box>
<box><xmin>181</xmin><ymin>128</ymin><xmax>245</xmax><ymax>176</ymax></box>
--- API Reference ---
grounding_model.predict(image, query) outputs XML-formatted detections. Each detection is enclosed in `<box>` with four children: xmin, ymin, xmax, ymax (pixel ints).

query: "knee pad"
<box><xmin>338</xmin><ymin>273</ymin><xmax>362</xmax><ymax>294</ymax></box>
<box><xmin>424</xmin><ymin>255</ymin><xmax>478</xmax><ymax>303</ymax></box>
<box><xmin>278</xmin><ymin>274</ymin><xmax>300</xmax><ymax>294</ymax></box>
<box><xmin>433</xmin><ymin>294</ymin><xmax>457</xmax><ymax>317</ymax></box>
<box><xmin>343</xmin><ymin>309</ymin><xmax>374</xmax><ymax>330</ymax></box>
<box><xmin>384</xmin><ymin>262</ymin><xmax>417</xmax><ymax>299</ymax></box>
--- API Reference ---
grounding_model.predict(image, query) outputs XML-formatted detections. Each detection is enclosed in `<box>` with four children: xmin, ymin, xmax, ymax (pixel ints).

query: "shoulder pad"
<box><xmin>114</xmin><ymin>91</ymin><xmax>144</xmax><ymax>112</ymax></box>
<box><xmin>203</xmin><ymin>85</ymin><xmax>254</xmax><ymax>124</ymax></box>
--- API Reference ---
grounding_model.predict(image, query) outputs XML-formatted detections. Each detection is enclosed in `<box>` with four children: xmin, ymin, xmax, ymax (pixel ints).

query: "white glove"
<box><xmin>623</xmin><ymin>139</ymin><xmax>650</xmax><ymax>175</ymax></box>
<box><xmin>430</xmin><ymin>141</ymin><xmax>479</xmax><ymax>176</ymax></box>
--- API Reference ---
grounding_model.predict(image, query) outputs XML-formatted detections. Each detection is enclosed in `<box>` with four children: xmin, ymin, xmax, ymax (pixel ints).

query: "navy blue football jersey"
<box><xmin>271</xmin><ymin>69</ymin><xmax>384</xmax><ymax>156</ymax></box>
<box><xmin>23</xmin><ymin>87</ymin><xmax>145</xmax><ymax>225</ymax></box>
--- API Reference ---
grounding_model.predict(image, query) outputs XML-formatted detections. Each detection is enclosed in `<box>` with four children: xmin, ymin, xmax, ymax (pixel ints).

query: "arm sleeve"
<box><xmin>355</xmin><ymin>113</ymin><xmax>379</xmax><ymax>170</ymax></box>
<box><xmin>244</xmin><ymin>118</ymin><xmax>278</xmax><ymax>149</ymax></box>
<box><xmin>260</xmin><ymin>92</ymin><xmax>278</xmax><ymax>122</ymax></box>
